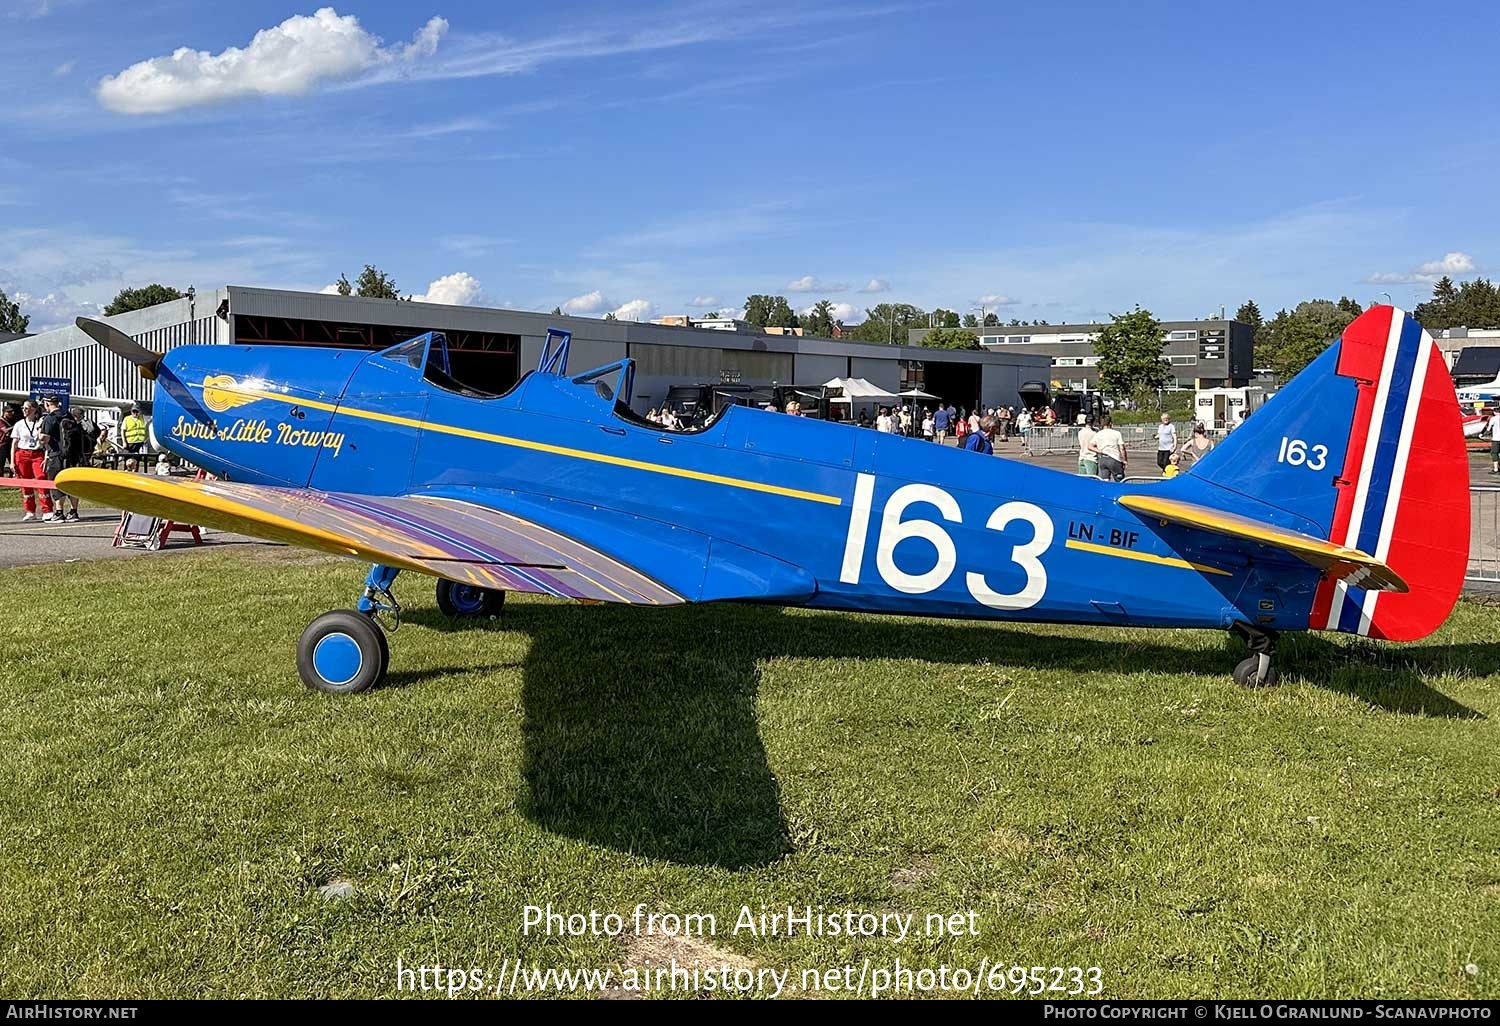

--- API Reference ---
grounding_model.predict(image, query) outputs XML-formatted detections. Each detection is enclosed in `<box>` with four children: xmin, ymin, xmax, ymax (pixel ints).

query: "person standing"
<box><xmin>876</xmin><ymin>407</ymin><xmax>893</xmax><ymax>434</ymax></box>
<box><xmin>932</xmin><ymin>404</ymin><xmax>949</xmax><ymax>444</ymax></box>
<box><xmin>1077</xmin><ymin>419</ymin><xmax>1098</xmax><ymax>477</ymax></box>
<box><xmin>921</xmin><ymin>409</ymin><xmax>934</xmax><ymax>442</ymax></box>
<box><xmin>53</xmin><ymin>404</ymin><xmax>86</xmax><ymax>521</ymax></box>
<box><xmin>0</xmin><ymin>403</ymin><xmax>15</xmax><ymax>476</ymax></box>
<box><xmin>38</xmin><ymin>395</ymin><xmax>68</xmax><ymax>522</ymax></box>
<box><xmin>1177</xmin><ymin>422</ymin><xmax>1215</xmax><ymax>467</ymax></box>
<box><xmin>10</xmin><ymin>401</ymin><xmax>52</xmax><ymax>521</ymax></box>
<box><xmin>1156</xmin><ymin>413</ymin><xmax>1177</xmax><ymax>473</ymax></box>
<box><xmin>1090</xmin><ymin>414</ymin><xmax>1128</xmax><ymax>481</ymax></box>
<box><xmin>963</xmin><ymin>422</ymin><xmax>993</xmax><ymax>455</ymax></box>
<box><xmin>1489</xmin><ymin>407</ymin><xmax>1500</xmax><ymax>475</ymax></box>
<box><xmin>121</xmin><ymin>403</ymin><xmax>149</xmax><ymax>471</ymax></box>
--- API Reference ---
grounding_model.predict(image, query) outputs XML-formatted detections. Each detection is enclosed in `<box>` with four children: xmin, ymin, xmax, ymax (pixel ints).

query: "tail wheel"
<box><xmin>1232</xmin><ymin>656</ymin><xmax>1279</xmax><ymax>689</ymax></box>
<box><xmin>436</xmin><ymin>579</ymin><xmax>506</xmax><ymax>618</ymax></box>
<box><xmin>298</xmin><ymin>609</ymin><xmax>388</xmax><ymax>694</ymax></box>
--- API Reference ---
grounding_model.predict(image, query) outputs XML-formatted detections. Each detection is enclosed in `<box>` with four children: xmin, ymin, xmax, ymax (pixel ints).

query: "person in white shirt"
<box><xmin>921</xmin><ymin>411</ymin><xmax>934</xmax><ymax>441</ymax></box>
<box><xmin>1156</xmin><ymin>414</ymin><xmax>1177</xmax><ymax>472</ymax></box>
<box><xmin>9</xmin><ymin>401</ymin><xmax>54</xmax><ymax>521</ymax></box>
<box><xmin>876</xmin><ymin>408</ymin><xmax>893</xmax><ymax>433</ymax></box>
<box><xmin>1089</xmin><ymin>414</ymin><xmax>1128</xmax><ymax>481</ymax></box>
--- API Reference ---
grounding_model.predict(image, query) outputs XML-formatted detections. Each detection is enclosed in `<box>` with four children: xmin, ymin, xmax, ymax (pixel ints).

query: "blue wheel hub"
<box><xmin>451</xmin><ymin>585</ymin><xmax>486</xmax><ymax>614</ymax></box>
<box><xmin>312</xmin><ymin>632</ymin><xmax>363</xmax><ymax>687</ymax></box>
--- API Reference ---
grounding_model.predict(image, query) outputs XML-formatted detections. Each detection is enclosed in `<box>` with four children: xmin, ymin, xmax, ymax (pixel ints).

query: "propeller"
<box><xmin>76</xmin><ymin>317</ymin><xmax>163</xmax><ymax>380</ymax></box>
<box><xmin>76</xmin><ymin>317</ymin><xmax>214</xmax><ymax>426</ymax></box>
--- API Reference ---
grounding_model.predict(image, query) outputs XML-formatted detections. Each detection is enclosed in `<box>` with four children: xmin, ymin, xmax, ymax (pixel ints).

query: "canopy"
<box><xmin>822</xmin><ymin>377</ymin><xmax>898</xmax><ymax>402</ymax></box>
<box><xmin>898</xmin><ymin>388</ymin><xmax>940</xmax><ymax>400</ymax></box>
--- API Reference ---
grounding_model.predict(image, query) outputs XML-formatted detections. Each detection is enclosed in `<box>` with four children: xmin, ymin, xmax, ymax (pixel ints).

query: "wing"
<box><xmin>1119</xmin><ymin>493</ymin><xmax>1408</xmax><ymax>593</ymax></box>
<box><xmin>55</xmin><ymin>468</ymin><xmax>682</xmax><ymax>605</ymax></box>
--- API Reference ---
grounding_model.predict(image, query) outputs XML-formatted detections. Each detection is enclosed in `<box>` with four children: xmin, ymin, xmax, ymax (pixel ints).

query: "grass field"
<box><xmin>1</xmin><ymin>549</ymin><xmax>1497</xmax><ymax>999</ymax></box>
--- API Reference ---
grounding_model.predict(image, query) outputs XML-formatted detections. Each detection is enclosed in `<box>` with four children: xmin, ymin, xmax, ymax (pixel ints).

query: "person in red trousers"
<box><xmin>10</xmin><ymin>400</ymin><xmax>53</xmax><ymax>521</ymax></box>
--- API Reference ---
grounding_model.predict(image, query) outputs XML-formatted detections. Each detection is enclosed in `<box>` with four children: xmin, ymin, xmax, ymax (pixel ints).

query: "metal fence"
<box><xmin>1468</xmin><ymin>486</ymin><xmax>1500</xmax><ymax>583</ymax></box>
<box><xmin>1020</xmin><ymin>425</ymin><xmax>1228</xmax><ymax>457</ymax></box>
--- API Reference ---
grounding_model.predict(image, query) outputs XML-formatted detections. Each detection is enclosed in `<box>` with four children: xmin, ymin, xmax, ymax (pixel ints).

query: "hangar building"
<box><xmin>0</xmin><ymin>286</ymin><xmax>1049</xmax><ymax>414</ymax></box>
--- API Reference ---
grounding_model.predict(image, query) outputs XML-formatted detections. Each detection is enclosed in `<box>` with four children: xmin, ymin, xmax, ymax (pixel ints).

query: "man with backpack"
<box><xmin>38</xmin><ymin>395</ymin><xmax>85</xmax><ymax>522</ymax></box>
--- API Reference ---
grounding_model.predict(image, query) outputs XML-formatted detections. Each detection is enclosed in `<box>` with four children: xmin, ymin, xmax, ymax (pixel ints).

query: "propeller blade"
<box><xmin>76</xmin><ymin>317</ymin><xmax>160</xmax><ymax>380</ymax></box>
<box><xmin>76</xmin><ymin>316</ymin><xmax>214</xmax><ymax>427</ymax></box>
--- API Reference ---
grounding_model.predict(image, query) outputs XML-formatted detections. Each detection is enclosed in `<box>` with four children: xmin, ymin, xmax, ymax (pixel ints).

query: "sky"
<box><xmin>1</xmin><ymin>0</ymin><xmax>1497</xmax><ymax>332</ymax></box>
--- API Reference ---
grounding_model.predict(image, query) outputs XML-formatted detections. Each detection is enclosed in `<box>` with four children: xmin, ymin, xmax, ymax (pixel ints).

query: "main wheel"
<box><xmin>298</xmin><ymin>609</ymin><xmax>388</xmax><ymax>694</ymax></box>
<box><xmin>436</xmin><ymin>579</ymin><xmax>505</xmax><ymax>618</ymax></box>
<box><xmin>1233</xmin><ymin>655</ymin><xmax>1279</xmax><ymax>689</ymax></box>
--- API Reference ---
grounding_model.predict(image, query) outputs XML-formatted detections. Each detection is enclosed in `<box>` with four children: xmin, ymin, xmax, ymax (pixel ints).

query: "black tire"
<box><xmin>297</xmin><ymin>609</ymin><xmax>388</xmax><ymax>694</ymax></box>
<box><xmin>435</xmin><ymin>579</ymin><xmax>506</xmax><ymax>618</ymax></box>
<box><xmin>1233</xmin><ymin>655</ymin><xmax>1279</xmax><ymax>689</ymax></box>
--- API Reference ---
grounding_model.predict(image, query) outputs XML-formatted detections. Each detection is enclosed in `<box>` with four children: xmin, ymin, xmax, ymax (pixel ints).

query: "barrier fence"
<box><xmin>1468</xmin><ymin>486</ymin><xmax>1500</xmax><ymax>583</ymax></box>
<box><xmin>1020</xmin><ymin>425</ymin><xmax>1230</xmax><ymax>457</ymax></box>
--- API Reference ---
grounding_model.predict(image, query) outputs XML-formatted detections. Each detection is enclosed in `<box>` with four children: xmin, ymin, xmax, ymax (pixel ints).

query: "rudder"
<box><xmin>1191</xmin><ymin>306</ymin><xmax>1468</xmax><ymax>641</ymax></box>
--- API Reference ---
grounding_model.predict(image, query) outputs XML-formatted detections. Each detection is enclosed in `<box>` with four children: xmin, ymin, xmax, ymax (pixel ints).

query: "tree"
<box><xmin>743</xmin><ymin>295</ymin><xmax>771</xmax><ymax>328</ymax></box>
<box><xmin>1257</xmin><ymin>298</ymin><xmax>1362</xmax><ymax>380</ymax></box>
<box><xmin>961</xmin><ymin>312</ymin><xmax>979</xmax><ymax>328</ymax></box>
<box><xmin>919</xmin><ymin>326</ymin><xmax>981</xmax><ymax>350</ymax></box>
<box><xmin>603</xmin><ymin>312</ymin><xmax>618</xmax><ymax>321</ymax></box>
<box><xmin>930</xmin><ymin>308</ymin><xmax>961</xmax><ymax>328</ymax></box>
<box><xmin>766</xmin><ymin>296</ymin><xmax>799</xmax><ymax>329</ymax></box>
<box><xmin>345</xmin><ymin>265</ymin><xmax>403</xmax><ymax>300</ymax></box>
<box><xmin>848</xmin><ymin>303</ymin><xmax>927</xmax><ymax>344</ymax></box>
<box><xmin>1094</xmin><ymin>306</ymin><xmax>1168</xmax><ymax>399</ymax></box>
<box><xmin>803</xmin><ymin>300</ymin><xmax>836</xmax><ymax>338</ymax></box>
<box><xmin>103</xmin><ymin>283</ymin><xmax>182</xmax><ymax>316</ymax></box>
<box><xmin>0</xmin><ymin>286</ymin><xmax>28</xmax><ymax>333</ymax></box>
<box><xmin>982</xmin><ymin>312</ymin><xmax>999</xmax><ymax>327</ymax></box>
<box><xmin>1234</xmin><ymin>300</ymin><xmax>1262</xmax><ymax>332</ymax></box>
<box><xmin>1415</xmin><ymin>277</ymin><xmax>1500</xmax><ymax>330</ymax></box>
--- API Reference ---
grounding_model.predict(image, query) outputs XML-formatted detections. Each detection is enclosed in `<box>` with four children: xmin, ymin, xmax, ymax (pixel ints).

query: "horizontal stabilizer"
<box><xmin>1119</xmin><ymin>493</ymin><xmax>1408</xmax><ymax>593</ymax></box>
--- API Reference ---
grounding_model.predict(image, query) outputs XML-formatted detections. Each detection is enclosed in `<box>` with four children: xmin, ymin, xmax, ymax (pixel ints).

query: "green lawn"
<box><xmin>0</xmin><ymin>550</ymin><xmax>1496</xmax><ymax>999</ymax></box>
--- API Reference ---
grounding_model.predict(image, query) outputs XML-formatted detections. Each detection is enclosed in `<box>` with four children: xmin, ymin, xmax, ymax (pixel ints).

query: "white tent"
<box><xmin>823</xmin><ymin>377</ymin><xmax>898</xmax><ymax>402</ymax></box>
<box><xmin>898</xmin><ymin>388</ymin><xmax>941</xmax><ymax>401</ymax></box>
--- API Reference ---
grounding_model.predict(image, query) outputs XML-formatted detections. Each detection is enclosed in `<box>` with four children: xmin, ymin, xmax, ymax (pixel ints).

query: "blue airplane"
<box><xmin>60</xmin><ymin>305</ymin><xmax>1469</xmax><ymax>694</ymax></box>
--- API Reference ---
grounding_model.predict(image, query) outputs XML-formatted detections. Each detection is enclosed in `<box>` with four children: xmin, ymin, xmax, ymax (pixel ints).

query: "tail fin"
<box><xmin>1191</xmin><ymin>306</ymin><xmax>1468</xmax><ymax>641</ymax></box>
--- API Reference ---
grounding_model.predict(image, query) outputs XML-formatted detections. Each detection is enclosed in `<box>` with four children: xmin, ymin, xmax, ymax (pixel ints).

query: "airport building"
<box><xmin>0</xmin><ymin>286</ymin><xmax>1050</xmax><ymax>414</ymax></box>
<box><xmin>908</xmin><ymin>318</ymin><xmax>1256</xmax><ymax>391</ymax></box>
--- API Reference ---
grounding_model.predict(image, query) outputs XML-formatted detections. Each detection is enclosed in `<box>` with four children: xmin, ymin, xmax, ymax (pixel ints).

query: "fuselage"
<box><xmin>151</xmin><ymin>342</ymin><xmax>1325</xmax><ymax>633</ymax></box>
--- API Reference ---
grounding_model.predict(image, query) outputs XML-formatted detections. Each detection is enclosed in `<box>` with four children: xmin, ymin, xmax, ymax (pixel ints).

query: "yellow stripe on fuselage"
<box><xmin>197</xmin><ymin>383</ymin><xmax>843</xmax><ymax>506</ymax></box>
<box><xmin>1064</xmin><ymin>538</ymin><xmax>1232</xmax><ymax>577</ymax></box>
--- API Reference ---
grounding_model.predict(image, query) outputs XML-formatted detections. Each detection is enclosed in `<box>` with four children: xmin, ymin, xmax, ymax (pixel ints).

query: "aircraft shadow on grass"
<box><xmin>402</xmin><ymin>603</ymin><xmax>1483</xmax><ymax>870</ymax></box>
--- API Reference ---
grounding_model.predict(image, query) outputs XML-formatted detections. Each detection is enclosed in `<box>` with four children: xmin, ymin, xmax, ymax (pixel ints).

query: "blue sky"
<box><xmin>2</xmin><ymin>0</ymin><xmax>1497</xmax><ymax>331</ymax></box>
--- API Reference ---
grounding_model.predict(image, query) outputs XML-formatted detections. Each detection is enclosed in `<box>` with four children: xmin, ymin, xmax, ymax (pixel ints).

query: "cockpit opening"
<box><xmin>380</xmin><ymin>332</ymin><xmax>512</xmax><ymax>398</ymax></box>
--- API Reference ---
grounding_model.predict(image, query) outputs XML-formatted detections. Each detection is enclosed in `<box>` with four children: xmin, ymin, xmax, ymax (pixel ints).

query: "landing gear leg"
<box><xmin>296</xmin><ymin>564</ymin><xmax>399</xmax><ymax>694</ymax></box>
<box><xmin>1230</xmin><ymin>622</ymin><xmax>1279</xmax><ymax>689</ymax></box>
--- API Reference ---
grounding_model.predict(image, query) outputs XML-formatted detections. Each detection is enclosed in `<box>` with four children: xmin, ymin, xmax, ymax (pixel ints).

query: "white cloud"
<box><xmin>689</xmin><ymin>294</ymin><xmax>721</xmax><ymax>307</ymax></box>
<box><xmin>13</xmin><ymin>290</ymin><xmax>101</xmax><ymax>333</ymax></box>
<box><xmin>786</xmin><ymin>275</ymin><xmax>848</xmax><ymax>293</ymax></box>
<box><xmin>976</xmin><ymin>293</ymin><xmax>1018</xmax><ymax>306</ymax></box>
<box><xmin>1419</xmin><ymin>251</ymin><xmax>1475</xmax><ymax>275</ymax></box>
<box><xmin>96</xmin><ymin>8</ymin><xmax>449</xmax><ymax>115</ymax></box>
<box><xmin>413</xmin><ymin>271</ymin><xmax>484</xmax><ymax>305</ymax></box>
<box><xmin>612</xmin><ymin>298</ymin><xmax>655</xmax><ymax>321</ymax></box>
<box><xmin>318</xmin><ymin>282</ymin><xmax>342</xmax><ymax>294</ymax></box>
<box><xmin>1367</xmin><ymin>251</ymin><xmax>1478</xmax><ymax>285</ymax></box>
<box><xmin>801</xmin><ymin>301</ymin><xmax>859</xmax><ymax>322</ymax></box>
<box><xmin>53</xmin><ymin>60</ymin><xmax>75</xmax><ymax>77</ymax></box>
<box><xmin>857</xmin><ymin>278</ymin><xmax>890</xmax><ymax>293</ymax></box>
<box><xmin>562</xmin><ymin>289</ymin><xmax>610</xmax><ymax>315</ymax></box>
